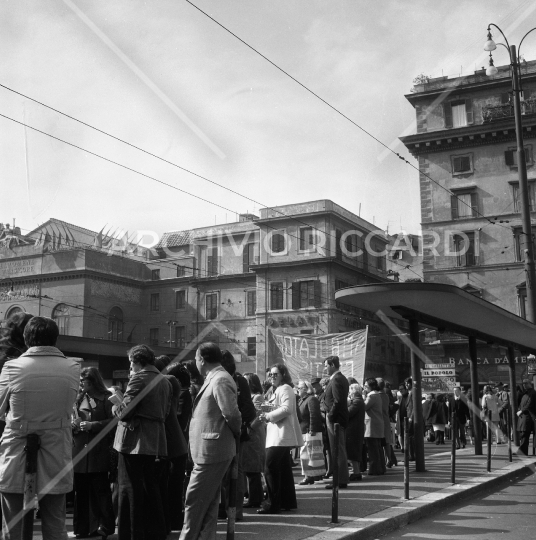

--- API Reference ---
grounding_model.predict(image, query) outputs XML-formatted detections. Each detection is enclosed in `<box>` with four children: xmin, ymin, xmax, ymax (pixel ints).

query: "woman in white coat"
<box><xmin>258</xmin><ymin>364</ymin><xmax>303</xmax><ymax>515</ymax></box>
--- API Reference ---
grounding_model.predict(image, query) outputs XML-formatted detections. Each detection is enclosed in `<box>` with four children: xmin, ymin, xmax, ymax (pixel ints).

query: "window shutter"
<box><xmin>313</xmin><ymin>280</ymin><xmax>322</xmax><ymax>308</ymax></box>
<box><xmin>465</xmin><ymin>99</ymin><xmax>474</xmax><ymax>124</ymax></box>
<box><xmin>243</xmin><ymin>244</ymin><xmax>250</xmax><ymax>273</ymax></box>
<box><xmin>501</xmin><ymin>92</ymin><xmax>510</xmax><ymax>104</ymax></box>
<box><xmin>505</xmin><ymin>150</ymin><xmax>515</xmax><ymax>166</ymax></box>
<box><xmin>451</xmin><ymin>195</ymin><xmax>459</xmax><ymax>219</ymax></box>
<box><xmin>470</xmin><ymin>192</ymin><xmax>478</xmax><ymax>217</ymax></box>
<box><xmin>524</xmin><ymin>147</ymin><xmax>531</xmax><ymax>163</ymax></box>
<box><xmin>473</xmin><ymin>230</ymin><xmax>480</xmax><ymax>265</ymax></box>
<box><xmin>291</xmin><ymin>282</ymin><xmax>300</xmax><ymax>309</ymax></box>
<box><xmin>444</xmin><ymin>102</ymin><xmax>453</xmax><ymax>128</ymax></box>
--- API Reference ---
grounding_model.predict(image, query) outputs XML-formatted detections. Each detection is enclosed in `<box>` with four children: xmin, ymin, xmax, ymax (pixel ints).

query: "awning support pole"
<box><xmin>507</xmin><ymin>345</ymin><xmax>519</xmax><ymax>446</ymax></box>
<box><xmin>469</xmin><ymin>336</ymin><xmax>483</xmax><ymax>455</ymax></box>
<box><xmin>409</xmin><ymin>317</ymin><xmax>425</xmax><ymax>472</ymax></box>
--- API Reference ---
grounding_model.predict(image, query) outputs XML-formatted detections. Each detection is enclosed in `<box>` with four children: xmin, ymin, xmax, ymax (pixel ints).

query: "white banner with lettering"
<box><xmin>270</xmin><ymin>328</ymin><xmax>368</xmax><ymax>383</ymax></box>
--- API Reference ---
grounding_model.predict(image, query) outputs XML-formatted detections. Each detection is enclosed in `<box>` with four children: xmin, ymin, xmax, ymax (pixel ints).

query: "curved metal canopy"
<box><xmin>335</xmin><ymin>282</ymin><xmax>536</xmax><ymax>351</ymax></box>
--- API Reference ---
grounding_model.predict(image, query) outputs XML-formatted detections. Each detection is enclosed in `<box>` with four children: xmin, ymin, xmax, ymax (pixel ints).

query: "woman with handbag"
<box><xmin>72</xmin><ymin>367</ymin><xmax>115</xmax><ymax>539</ymax></box>
<box><xmin>258</xmin><ymin>364</ymin><xmax>304</xmax><ymax>514</ymax></box>
<box><xmin>297</xmin><ymin>380</ymin><xmax>324</xmax><ymax>485</ymax></box>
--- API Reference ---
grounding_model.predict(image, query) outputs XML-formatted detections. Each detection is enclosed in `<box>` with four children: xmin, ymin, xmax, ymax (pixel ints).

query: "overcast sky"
<box><xmin>1</xmin><ymin>0</ymin><xmax>535</xmax><ymax>244</ymax></box>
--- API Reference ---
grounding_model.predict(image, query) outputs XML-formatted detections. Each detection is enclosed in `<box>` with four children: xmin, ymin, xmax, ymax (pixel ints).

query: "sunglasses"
<box><xmin>268</xmin><ymin>373</ymin><xmax>280</xmax><ymax>378</ymax></box>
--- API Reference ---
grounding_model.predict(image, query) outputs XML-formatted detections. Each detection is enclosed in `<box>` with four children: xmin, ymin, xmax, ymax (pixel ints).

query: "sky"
<box><xmin>1</xmin><ymin>0</ymin><xmax>535</xmax><ymax>245</ymax></box>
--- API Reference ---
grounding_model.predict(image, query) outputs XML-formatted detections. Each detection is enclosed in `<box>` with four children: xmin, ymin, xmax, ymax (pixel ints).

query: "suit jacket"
<box><xmin>451</xmin><ymin>397</ymin><xmax>469</xmax><ymax>425</ymax></box>
<box><xmin>113</xmin><ymin>364</ymin><xmax>172</xmax><ymax>456</ymax></box>
<box><xmin>321</xmin><ymin>372</ymin><xmax>349</xmax><ymax>428</ymax></box>
<box><xmin>188</xmin><ymin>365</ymin><xmax>241</xmax><ymax>464</ymax></box>
<box><xmin>518</xmin><ymin>388</ymin><xmax>536</xmax><ymax>431</ymax></box>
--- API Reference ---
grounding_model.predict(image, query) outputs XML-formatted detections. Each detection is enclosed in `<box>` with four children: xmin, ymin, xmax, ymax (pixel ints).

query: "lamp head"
<box><xmin>486</xmin><ymin>54</ymin><xmax>498</xmax><ymax>76</ymax></box>
<box><xmin>484</xmin><ymin>30</ymin><xmax>497</xmax><ymax>52</ymax></box>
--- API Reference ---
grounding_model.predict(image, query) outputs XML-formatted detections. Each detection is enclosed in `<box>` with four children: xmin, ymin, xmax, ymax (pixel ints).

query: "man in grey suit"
<box><xmin>180</xmin><ymin>343</ymin><xmax>242</xmax><ymax>540</ymax></box>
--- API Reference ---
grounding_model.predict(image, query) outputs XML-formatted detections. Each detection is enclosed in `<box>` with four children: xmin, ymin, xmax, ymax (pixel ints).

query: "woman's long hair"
<box><xmin>76</xmin><ymin>366</ymin><xmax>111</xmax><ymax>405</ymax></box>
<box><xmin>244</xmin><ymin>372</ymin><xmax>263</xmax><ymax>395</ymax></box>
<box><xmin>0</xmin><ymin>312</ymin><xmax>34</xmax><ymax>372</ymax></box>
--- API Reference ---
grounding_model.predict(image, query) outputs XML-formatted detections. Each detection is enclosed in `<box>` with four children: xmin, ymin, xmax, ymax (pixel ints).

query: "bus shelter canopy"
<box><xmin>335</xmin><ymin>282</ymin><xmax>536</xmax><ymax>352</ymax></box>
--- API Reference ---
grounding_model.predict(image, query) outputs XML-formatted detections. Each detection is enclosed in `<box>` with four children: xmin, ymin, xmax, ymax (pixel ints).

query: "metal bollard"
<box><xmin>403</xmin><ymin>417</ymin><xmax>410</xmax><ymax>500</ymax></box>
<box><xmin>507</xmin><ymin>408</ymin><xmax>512</xmax><ymax>463</ymax></box>
<box><xmin>486</xmin><ymin>410</ymin><xmax>492</xmax><ymax>473</ymax></box>
<box><xmin>451</xmin><ymin>412</ymin><xmax>456</xmax><ymax>484</ymax></box>
<box><xmin>226</xmin><ymin>440</ymin><xmax>240</xmax><ymax>540</ymax></box>
<box><xmin>330</xmin><ymin>423</ymin><xmax>339</xmax><ymax>524</ymax></box>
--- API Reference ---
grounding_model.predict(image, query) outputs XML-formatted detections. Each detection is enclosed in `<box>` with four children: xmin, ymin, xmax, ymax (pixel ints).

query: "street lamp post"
<box><xmin>485</xmin><ymin>25</ymin><xmax>536</xmax><ymax>322</ymax></box>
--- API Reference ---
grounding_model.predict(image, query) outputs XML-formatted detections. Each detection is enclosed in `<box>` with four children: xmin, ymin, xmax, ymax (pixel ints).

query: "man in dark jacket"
<box><xmin>321</xmin><ymin>356</ymin><xmax>349</xmax><ymax>488</ymax></box>
<box><xmin>219</xmin><ymin>351</ymin><xmax>256</xmax><ymax>520</ymax></box>
<box><xmin>517</xmin><ymin>379</ymin><xmax>536</xmax><ymax>456</ymax></box>
<box><xmin>451</xmin><ymin>386</ymin><xmax>470</xmax><ymax>448</ymax></box>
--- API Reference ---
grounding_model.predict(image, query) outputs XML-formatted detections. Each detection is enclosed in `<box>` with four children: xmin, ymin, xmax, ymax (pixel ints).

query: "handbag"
<box><xmin>304</xmin><ymin>433</ymin><xmax>326</xmax><ymax>476</ymax></box>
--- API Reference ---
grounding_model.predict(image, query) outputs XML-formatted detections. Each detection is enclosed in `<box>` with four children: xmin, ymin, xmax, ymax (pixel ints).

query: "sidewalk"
<box><xmin>31</xmin><ymin>441</ymin><xmax>536</xmax><ymax>540</ymax></box>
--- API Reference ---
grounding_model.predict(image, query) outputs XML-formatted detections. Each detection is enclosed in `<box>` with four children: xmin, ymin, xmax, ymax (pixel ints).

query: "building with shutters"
<box><xmin>400</xmin><ymin>60</ymin><xmax>536</xmax><ymax>318</ymax></box>
<box><xmin>2</xmin><ymin>200</ymin><xmax>414</xmax><ymax>383</ymax></box>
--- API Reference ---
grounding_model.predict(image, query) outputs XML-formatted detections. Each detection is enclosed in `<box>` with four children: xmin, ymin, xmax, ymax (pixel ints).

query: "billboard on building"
<box><xmin>270</xmin><ymin>328</ymin><xmax>368</xmax><ymax>383</ymax></box>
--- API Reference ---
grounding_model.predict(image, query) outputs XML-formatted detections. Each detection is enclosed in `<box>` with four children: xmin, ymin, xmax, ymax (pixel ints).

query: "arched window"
<box><xmin>52</xmin><ymin>304</ymin><xmax>70</xmax><ymax>335</ymax></box>
<box><xmin>4</xmin><ymin>305</ymin><xmax>24</xmax><ymax>319</ymax></box>
<box><xmin>108</xmin><ymin>306</ymin><xmax>124</xmax><ymax>341</ymax></box>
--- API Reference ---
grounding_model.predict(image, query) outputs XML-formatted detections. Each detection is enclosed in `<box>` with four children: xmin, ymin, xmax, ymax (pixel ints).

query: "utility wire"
<box><xmin>184</xmin><ymin>0</ymin><xmax>515</xmax><ymax>230</ymax></box>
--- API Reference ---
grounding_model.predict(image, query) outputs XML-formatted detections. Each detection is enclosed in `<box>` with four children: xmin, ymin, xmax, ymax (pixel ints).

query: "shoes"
<box><xmin>257</xmin><ymin>507</ymin><xmax>280</xmax><ymax>515</ymax></box>
<box><xmin>323</xmin><ymin>473</ymin><xmax>332</xmax><ymax>479</ymax></box>
<box><xmin>386</xmin><ymin>461</ymin><xmax>393</xmax><ymax>468</ymax></box>
<box><xmin>299</xmin><ymin>477</ymin><xmax>315</xmax><ymax>485</ymax></box>
<box><xmin>462</xmin><ymin>444</ymin><xmax>466</xmax><ymax>449</ymax></box>
<box><xmin>243</xmin><ymin>502</ymin><xmax>261</xmax><ymax>508</ymax></box>
<box><xmin>349</xmin><ymin>473</ymin><xmax>362</xmax><ymax>481</ymax></box>
<box><xmin>325</xmin><ymin>483</ymin><xmax>347</xmax><ymax>489</ymax></box>
<box><xmin>96</xmin><ymin>529</ymin><xmax>108</xmax><ymax>540</ymax></box>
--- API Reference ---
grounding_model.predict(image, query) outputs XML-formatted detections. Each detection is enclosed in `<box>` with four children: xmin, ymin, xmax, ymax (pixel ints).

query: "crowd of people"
<box><xmin>0</xmin><ymin>311</ymin><xmax>535</xmax><ymax>540</ymax></box>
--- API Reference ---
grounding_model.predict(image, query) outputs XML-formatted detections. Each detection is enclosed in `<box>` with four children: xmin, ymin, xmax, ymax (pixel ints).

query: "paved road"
<box><xmin>379</xmin><ymin>470</ymin><xmax>536</xmax><ymax>540</ymax></box>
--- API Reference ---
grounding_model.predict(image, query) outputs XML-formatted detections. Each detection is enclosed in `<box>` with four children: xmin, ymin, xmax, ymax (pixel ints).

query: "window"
<box><xmin>451</xmin><ymin>191</ymin><xmax>477</xmax><ymax>219</ymax></box>
<box><xmin>299</xmin><ymin>227</ymin><xmax>316</xmax><ymax>251</ymax></box>
<box><xmin>270</xmin><ymin>282</ymin><xmax>284</xmax><ymax>310</ymax></box>
<box><xmin>345</xmin><ymin>233</ymin><xmax>358</xmax><ymax>255</ymax></box>
<box><xmin>335</xmin><ymin>229</ymin><xmax>343</xmax><ymax>259</ymax></box>
<box><xmin>207</xmin><ymin>247</ymin><xmax>219</xmax><ymax>276</ymax></box>
<box><xmin>175</xmin><ymin>290</ymin><xmax>186</xmax><ymax>310</ymax></box>
<box><xmin>452</xmin><ymin>232</ymin><xmax>479</xmax><ymax>267</ymax></box>
<box><xmin>149</xmin><ymin>328</ymin><xmax>159</xmax><ymax>346</ymax></box>
<box><xmin>518</xmin><ymin>283</ymin><xmax>527</xmax><ymax>319</ymax></box>
<box><xmin>444</xmin><ymin>99</ymin><xmax>473</xmax><ymax>128</ymax></box>
<box><xmin>4</xmin><ymin>305</ymin><xmax>24</xmax><ymax>319</ymax></box>
<box><xmin>451</xmin><ymin>154</ymin><xmax>473</xmax><ymax>175</ymax></box>
<box><xmin>52</xmin><ymin>304</ymin><xmax>70</xmax><ymax>335</ymax></box>
<box><xmin>247</xmin><ymin>337</ymin><xmax>256</xmax><ymax>357</ymax></box>
<box><xmin>513</xmin><ymin>227</ymin><xmax>536</xmax><ymax>262</ymax></box>
<box><xmin>505</xmin><ymin>146</ymin><xmax>533</xmax><ymax>168</ymax></box>
<box><xmin>175</xmin><ymin>325</ymin><xmax>185</xmax><ymax>348</ymax></box>
<box><xmin>108</xmin><ymin>306</ymin><xmax>124</xmax><ymax>341</ymax></box>
<box><xmin>246</xmin><ymin>290</ymin><xmax>256</xmax><ymax>316</ymax></box>
<box><xmin>243</xmin><ymin>243</ymin><xmax>259</xmax><ymax>273</ymax></box>
<box><xmin>270</xmin><ymin>232</ymin><xmax>286</xmax><ymax>254</ymax></box>
<box><xmin>150</xmin><ymin>293</ymin><xmax>160</xmax><ymax>311</ymax></box>
<box><xmin>176</xmin><ymin>265</ymin><xmax>186</xmax><ymax>277</ymax></box>
<box><xmin>151</xmin><ymin>269</ymin><xmax>160</xmax><ymax>280</ymax></box>
<box><xmin>206</xmin><ymin>293</ymin><xmax>218</xmax><ymax>320</ymax></box>
<box><xmin>511</xmin><ymin>181</ymin><xmax>536</xmax><ymax>212</ymax></box>
<box><xmin>376</xmin><ymin>254</ymin><xmax>386</xmax><ymax>271</ymax></box>
<box><xmin>291</xmin><ymin>280</ymin><xmax>321</xmax><ymax>309</ymax></box>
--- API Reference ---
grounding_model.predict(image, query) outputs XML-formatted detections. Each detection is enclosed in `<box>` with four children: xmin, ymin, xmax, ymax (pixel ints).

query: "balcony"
<box><xmin>482</xmin><ymin>99</ymin><xmax>536</xmax><ymax>123</ymax></box>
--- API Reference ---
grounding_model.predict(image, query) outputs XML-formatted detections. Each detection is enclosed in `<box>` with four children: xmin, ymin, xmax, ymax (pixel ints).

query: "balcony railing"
<box><xmin>482</xmin><ymin>99</ymin><xmax>536</xmax><ymax>123</ymax></box>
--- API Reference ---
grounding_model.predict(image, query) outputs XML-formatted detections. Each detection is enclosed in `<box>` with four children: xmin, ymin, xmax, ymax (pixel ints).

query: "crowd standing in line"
<box><xmin>0</xmin><ymin>311</ymin><xmax>536</xmax><ymax>540</ymax></box>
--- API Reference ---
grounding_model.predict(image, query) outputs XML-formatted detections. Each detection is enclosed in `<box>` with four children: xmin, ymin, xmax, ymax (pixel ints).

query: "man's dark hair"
<box><xmin>156</xmin><ymin>355</ymin><xmax>171</xmax><ymax>367</ymax></box>
<box><xmin>1</xmin><ymin>312</ymin><xmax>34</xmax><ymax>364</ymax></box>
<box><xmin>376</xmin><ymin>377</ymin><xmax>385</xmax><ymax>390</ymax></box>
<box><xmin>168</xmin><ymin>362</ymin><xmax>191</xmax><ymax>389</ymax></box>
<box><xmin>366</xmin><ymin>377</ymin><xmax>379</xmax><ymax>391</ymax></box>
<box><xmin>198</xmin><ymin>342</ymin><xmax>222</xmax><ymax>364</ymax></box>
<box><xmin>23</xmin><ymin>316</ymin><xmax>59</xmax><ymax>348</ymax></box>
<box><xmin>127</xmin><ymin>344</ymin><xmax>155</xmax><ymax>367</ymax></box>
<box><xmin>324</xmin><ymin>355</ymin><xmax>340</xmax><ymax>369</ymax></box>
<box><xmin>221</xmin><ymin>350</ymin><xmax>236</xmax><ymax>376</ymax></box>
<box><xmin>404</xmin><ymin>377</ymin><xmax>413</xmax><ymax>388</ymax></box>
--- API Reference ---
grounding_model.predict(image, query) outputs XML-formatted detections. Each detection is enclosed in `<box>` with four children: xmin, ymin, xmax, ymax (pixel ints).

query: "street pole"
<box><xmin>510</xmin><ymin>44</ymin><xmax>536</xmax><ymax>323</ymax></box>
